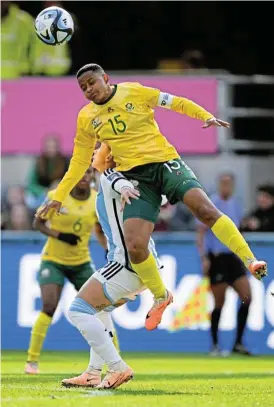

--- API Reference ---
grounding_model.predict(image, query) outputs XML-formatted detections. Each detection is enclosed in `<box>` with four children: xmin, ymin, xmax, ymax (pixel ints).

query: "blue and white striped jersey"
<box><xmin>96</xmin><ymin>170</ymin><xmax>162</xmax><ymax>270</ymax></box>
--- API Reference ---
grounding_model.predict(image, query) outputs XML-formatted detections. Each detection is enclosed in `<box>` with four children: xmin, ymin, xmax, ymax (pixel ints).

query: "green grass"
<box><xmin>2</xmin><ymin>351</ymin><xmax>274</xmax><ymax>407</ymax></box>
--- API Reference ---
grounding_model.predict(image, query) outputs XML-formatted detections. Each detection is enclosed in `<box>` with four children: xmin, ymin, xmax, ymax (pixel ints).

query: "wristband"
<box><xmin>113</xmin><ymin>179</ymin><xmax>135</xmax><ymax>194</ymax></box>
<box><xmin>103</xmin><ymin>169</ymin><xmax>135</xmax><ymax>194</ymax></box>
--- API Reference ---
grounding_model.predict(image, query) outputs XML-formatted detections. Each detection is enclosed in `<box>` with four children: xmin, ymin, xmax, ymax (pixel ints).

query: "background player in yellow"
<box><xmin>25</xmin><ymin>167</ymin><xmax>118</xmax><ymax>374</ymax></box>
<box><xmin>38</xmin><ymin>63</ymin><xmax>267</xmax><ymax>332</ymax></box>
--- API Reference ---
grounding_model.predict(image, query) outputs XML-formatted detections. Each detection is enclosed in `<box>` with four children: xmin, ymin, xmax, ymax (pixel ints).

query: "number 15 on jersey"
<box><xmin>108</xmin><ymin>115</ymin><xmax>127</xmax><ymax>135</ymax></box>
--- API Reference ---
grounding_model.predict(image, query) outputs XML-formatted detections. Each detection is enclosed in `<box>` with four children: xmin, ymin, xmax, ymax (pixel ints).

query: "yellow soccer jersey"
<box><xmin>53</xmin><ymin>82</ymin><xmax>214</xmax><ymax>202</ymax></box>
<box><xmin>41</xmin><ymin>189</ymin><xmax>98</xmax><ymax>265</ymax></box>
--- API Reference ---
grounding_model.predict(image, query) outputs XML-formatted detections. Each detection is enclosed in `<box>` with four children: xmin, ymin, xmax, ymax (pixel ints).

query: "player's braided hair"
<box><xmin>76</xmin><ymin>63</ymin><xmax>105</xmax><ymax>79</ymax></box>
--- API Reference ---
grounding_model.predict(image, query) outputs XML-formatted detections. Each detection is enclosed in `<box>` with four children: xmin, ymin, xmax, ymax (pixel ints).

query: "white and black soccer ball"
<box><xmin>35</xmin><ymin>6</ymin><xmax>74</xmax><ymax>46</ymax></box>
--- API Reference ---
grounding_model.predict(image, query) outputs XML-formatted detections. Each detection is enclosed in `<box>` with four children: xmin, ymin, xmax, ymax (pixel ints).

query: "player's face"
<box><xmin>78</xmin><ymin>71</ymin><xmax>110</xmax><ymax>103</ymax></box>
<box><xmin>219</xmin><ymin>175</ymin><xmax>234</xmax><ymax>198</ymax></box>
<box><xmin>257</xmin><ymin>191</ymin><xmax>274</xmax><ymax>210</ymax></box>
<box><xmin>43</xmin><ymin>137</ymin><xmax>60</xmax><ymax>157</ymax></box>
<box><xmin>76</xmin><ymin>168</ymin><xmax>94</xmax><ymax>189</ymax></box>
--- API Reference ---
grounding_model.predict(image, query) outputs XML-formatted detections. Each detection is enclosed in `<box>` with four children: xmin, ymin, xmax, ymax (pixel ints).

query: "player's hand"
<box><xmin>203</xmin><ymin>117</ymin><xmax>230</xmax><ymax>129</ymax></box>
<box><xmin>58</xmin><ymin>232</ymin><xmax>81</xmax><ymax>246</ymax></box>
<box><xmin>120</xmin><ymin>186</ymin><xmax>140</xmax><ymax>211</ymax></box>
<box><xmin>35</xmin><ymin>200</ymin><xmax>62</xmax><ymax>219</ymax></box>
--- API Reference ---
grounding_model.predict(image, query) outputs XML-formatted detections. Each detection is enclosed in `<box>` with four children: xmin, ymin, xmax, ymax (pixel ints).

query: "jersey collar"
<box><xmin>94</xmin><ymin>84</ymin><xmax>117</xmax><ymax>106</ymax></box>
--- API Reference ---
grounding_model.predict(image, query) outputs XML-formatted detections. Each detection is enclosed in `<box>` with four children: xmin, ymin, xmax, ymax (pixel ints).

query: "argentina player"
<box><xmin>62</xmin><ymin>169</ymin><xmax>165</xmax><ymax>390</ymax></box>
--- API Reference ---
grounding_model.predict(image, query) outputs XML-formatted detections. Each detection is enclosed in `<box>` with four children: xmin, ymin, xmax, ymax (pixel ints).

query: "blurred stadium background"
<box><xmin>2</xmin><ymin>0</ymin><xmax>274</xmax><ymax>360</ymax></box>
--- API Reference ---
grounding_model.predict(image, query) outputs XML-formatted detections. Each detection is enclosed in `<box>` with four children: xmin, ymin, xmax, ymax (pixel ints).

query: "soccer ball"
<box><xmin>35</xmin><ymin>6</ymin><xmax>74</xmax><ymax>46</ymax></box>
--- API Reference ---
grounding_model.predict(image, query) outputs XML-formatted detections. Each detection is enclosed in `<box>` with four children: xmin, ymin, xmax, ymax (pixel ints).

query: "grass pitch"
<box><xmin>2</xmin><ymin>351</ymin><xmax>274</xmax><ymax>407</ymax></box>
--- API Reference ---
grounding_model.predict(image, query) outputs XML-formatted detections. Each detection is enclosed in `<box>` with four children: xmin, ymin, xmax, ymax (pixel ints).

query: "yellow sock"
<box><xmin>112</xmin><ymin>330</ymin><xmax>120</xmax><ymax>353</ymax></box>
<box><xmin>211</xmin><ymin>214</ymin><xmax>255</xmax><ymax>268</ymax></box>
<box><xmin>27</xmin><ymin>312</ymin><xmax>52</xmax><ymax>362</ymax></box>
<box><xmin>131</xmin><ymin>252</ymin><xmax>166</xmax><ymax>299</ymax></box>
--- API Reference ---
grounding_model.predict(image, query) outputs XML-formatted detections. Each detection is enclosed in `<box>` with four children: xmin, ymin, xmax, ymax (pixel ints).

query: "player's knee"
<box><xmin>196</xmin><ymin>203</ymin><xmax>221</xmax><ymax>227</ymax></box>
<box><xmin>126</xmin><ymin>235</ymin><xmax>147</xmax><ymax>261</ymax></box>
<box><xmin>241</xmin><ymin>293</ymin><xmax>252</xmax><ymax>306</ymax></box>
<box><xmin>68</xmin><ymin>296</ymin><xmax>97</xmax><ymax>326</ymax></box>
<box><xmin>126</xmin><ymin>236</ymin><xmax>145</xmax><ymax>255</ymax></box>
<box><xmin>42</xmin><ymin>303</ymin><xmax>57</xmax><ymax>317</ymax></box>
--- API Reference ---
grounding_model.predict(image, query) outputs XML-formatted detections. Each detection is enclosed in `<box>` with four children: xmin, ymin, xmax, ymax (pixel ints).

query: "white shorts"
<box><xmin>93</xmin><ymin>261</ymin><xmax>145</xmax><ymax>304</ymax></box>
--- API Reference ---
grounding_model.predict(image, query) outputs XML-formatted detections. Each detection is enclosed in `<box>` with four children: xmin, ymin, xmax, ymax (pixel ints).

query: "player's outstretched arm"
<box><xmin>139</xmin><ymin>84</ymin><xmax>230</xmax><ymax>129</ymax></box>
<box><xmin>36</xmin><ymin>112</ymin><xmax>96</xmax><ymax>218</ymax></box>
<box><xmin>161</xmin><ymin>92</ymin><xmax>230</xmax><ymax>128</ymax></box>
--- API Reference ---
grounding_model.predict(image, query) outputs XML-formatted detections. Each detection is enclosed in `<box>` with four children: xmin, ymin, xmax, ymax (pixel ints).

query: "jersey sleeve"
<box><xmin>136</xmin><ymin>84</ymin><xmax>161</xmax><ymax>108</ymax></box>
<box><xmin>101</xmin><ymin>169</ymin><xmax>134</xmax><ymax>194</ymax></box>
<box><xmin>157</xmin><ymin>91</ymin><xmax>214</xmax><ymax>121</ymax></box>
<box><xmin>53</xmin><ymin>111</ymin><xmax>96</xmax><ymax>203</ymax></box>
<box><xmin>138</xmin><ymin>83</ymin><xmax>214</xmax><ymax>121</ymax></box>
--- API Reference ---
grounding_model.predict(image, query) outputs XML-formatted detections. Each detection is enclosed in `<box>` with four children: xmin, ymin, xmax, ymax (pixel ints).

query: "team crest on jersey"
<box><xmin>108</xmin><ymin>107</ymin><xmax>114</xmax><ymax>113</ymax></box>
<box><xmin>130</xmin><ymin>179</ymin><xmax>139</xmax><ymax>188</ymax></box>
<box><xmin>92</xmin><ymin>117</ymin><xmax>102</xmax><ymax>129</ymax></box>
<box><xmin>125</xmin><ymin>102</ymin><xmax>134</xmax><ymax>112</ymax></box>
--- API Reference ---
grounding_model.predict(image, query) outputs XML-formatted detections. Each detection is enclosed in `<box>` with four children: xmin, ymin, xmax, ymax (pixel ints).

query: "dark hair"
<box><xmin>76</xmin><ymin>63</ymin><xmax>105</xmax><ymax>79</ymax></box>
<box><xmin>258</xmin><ymin>184</ymin><xmax>274</xmax><ymax>197</ymax></box>
<box><xmin>219</xmin><ymin>173</ymin><xmax>235</xmax><ymax>182</ymax></box>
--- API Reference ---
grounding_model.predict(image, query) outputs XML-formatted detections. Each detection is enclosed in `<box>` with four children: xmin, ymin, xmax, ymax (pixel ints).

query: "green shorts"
<box><xmin>38</xmin><ymin>260</ymin><xmax>95</xmax><ymax>291</ymax></box>
<box><xmin>121</xmin><ymin>158</ymin><xmax>203</xmax><ymax>224</ymax></box>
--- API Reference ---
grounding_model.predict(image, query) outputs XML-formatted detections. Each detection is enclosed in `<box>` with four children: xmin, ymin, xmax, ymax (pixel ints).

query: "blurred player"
<box><xmin>62</xmin><ymin>164</ymin><xmax>162</xmax><ymax>389</ymax></box>
<box><xmin>197</xmin><ymin>174</ymin><xmax>252</xmax><ymax>356</ymax></box>
<box><xmin>25</xmin><ymin>167</ymin><xmax>118</xmax><ymax>374</ymax></box>
<box><xmin>37</xmin><ymin>63</ymin><xmax>267</xmax><ymax>332</ymax></box>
